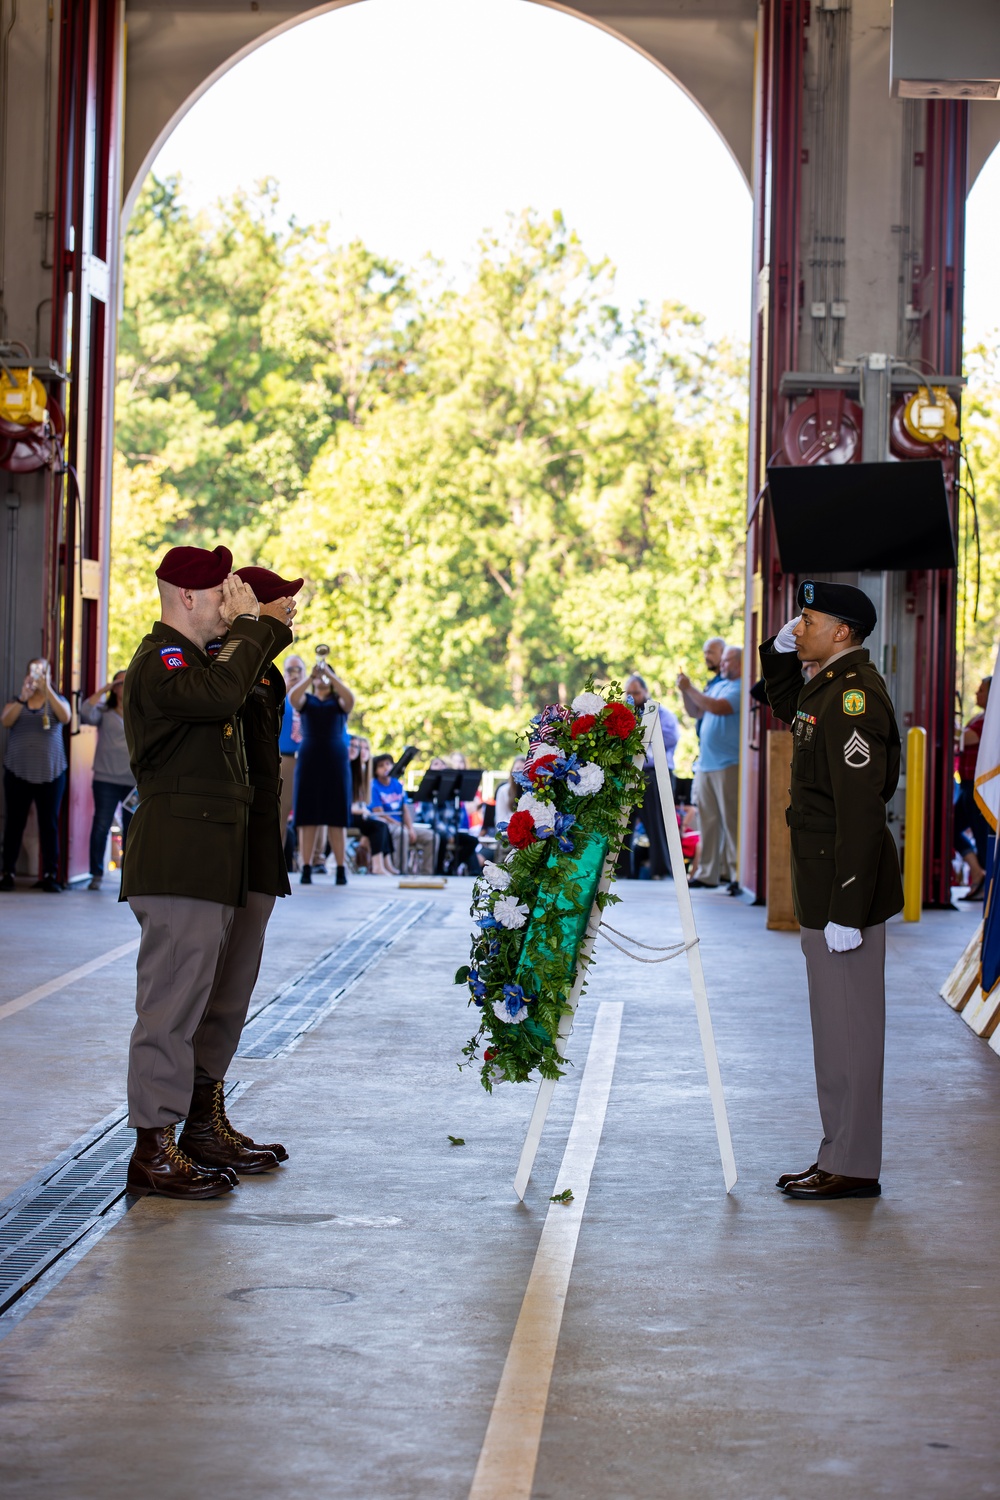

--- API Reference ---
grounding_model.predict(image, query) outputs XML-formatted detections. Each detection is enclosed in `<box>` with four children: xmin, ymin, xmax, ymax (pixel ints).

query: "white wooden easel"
<box><xmin>512</xmin><ymin>701</ymin><xmax>737</xmax><ymax>1199</ymax></box>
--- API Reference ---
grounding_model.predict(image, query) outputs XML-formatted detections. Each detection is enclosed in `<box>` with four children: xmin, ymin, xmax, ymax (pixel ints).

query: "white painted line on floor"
<box><xmin>469</xmin><ymin>1000</ymin><xmax>623</xmax><ymax>1500</ymax></box>
<box><xmin>0</xmin><ymin>939</ymin><xmax>139</xmax><ymax>1022</ymax></box>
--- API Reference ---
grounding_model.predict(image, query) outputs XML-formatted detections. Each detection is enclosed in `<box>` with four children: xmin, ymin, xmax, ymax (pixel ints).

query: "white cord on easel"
<box><xmin>599</xmin><ymin>920</ymin><xmax>700</xmax><ymax>954</ymax></box>
<box><xmin>595</xmin><ymin>928</ymin><xmax>698</xmax><ymax>963</ymax></box>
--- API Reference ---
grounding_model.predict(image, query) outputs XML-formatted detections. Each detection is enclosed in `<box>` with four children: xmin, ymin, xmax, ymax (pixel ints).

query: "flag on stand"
<box><xmin>975</xmin><ymin>659</ymin><xmax>1000</xmax><ymax>995</ymax></box>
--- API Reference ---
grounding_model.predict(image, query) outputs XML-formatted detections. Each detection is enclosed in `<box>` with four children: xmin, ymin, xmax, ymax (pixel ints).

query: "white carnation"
<box><xmin>517</xmin><ymin>791</ymin><xmax>556</xmax><ymax>830</ymax></box>
<box><xmin>570</xmin><ymin>762</ymin><xmax>605</xmax><ymax>797</ymax></box>
<box><xmin>482</xmin><ymin>861</ymin><xmax>512</xmax><ymax>890</ymax></box>
<box><xmin>493</xmin><ymin>997</ymin><xmax>528</xmax><ymax>1024</ymax></box>
<box><xmin>493</xmin><ymin>894</ymin><xmax>530</xmax><ymax>930</ymax></box>
<box><xmin>571</xmin><ymin>691</ymin><xmax>606</xmax><ymax>717</ymax></box>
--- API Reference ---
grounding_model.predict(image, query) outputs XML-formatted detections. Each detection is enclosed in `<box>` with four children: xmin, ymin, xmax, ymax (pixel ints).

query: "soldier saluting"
<box><xmin>177</xmin><ymin>566</ymin><xmax>306</xmax><ymax>1175</ymax></box>
<box><xmin>759</xmin><ymin>580</ymin><xmax>903</xmax><ymax>1201</ymax></box>
<box><xmin>121</xmin><ymin>544</ymin><xmax>293</xmax><ymax>1200</ymax></box>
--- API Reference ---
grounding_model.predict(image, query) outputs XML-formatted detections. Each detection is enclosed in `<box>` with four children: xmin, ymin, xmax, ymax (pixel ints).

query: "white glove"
<box><xmin>774</xmin><ymin>617</ymin><xmax>801</xmax><ymax>653</ymax></box>
<box><xmin>825</xmin><ymin>921</ymin><xmax>862</xmax><ymax>953</ymax></box>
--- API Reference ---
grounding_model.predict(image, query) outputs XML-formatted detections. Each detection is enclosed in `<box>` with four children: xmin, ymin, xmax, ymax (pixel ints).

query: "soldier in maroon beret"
<box><xmin>120</xmin><ymin>546</ymin><xmax>295</xmax><ymax>1200</ymax></box>
<box><xmin>176</xmin><ymin>567</ymin><xmax>305</xmax><ymax>1172</ymax></box>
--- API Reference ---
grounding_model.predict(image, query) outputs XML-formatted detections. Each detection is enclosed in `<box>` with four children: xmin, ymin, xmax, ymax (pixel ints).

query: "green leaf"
<box><xmin>550</xmin><ymin>1188</ymin><xmax>575</xmax><ymax>1204</ymax></box>
<box><xmin>447</xmin><ymin>1135</ymin><xmax>466</xmax><ymax>1146</ymax></box>
<box><xmin>454</xmin><ymin>965</ymin><xmax>471</xmax><ymax>986</ymax></box>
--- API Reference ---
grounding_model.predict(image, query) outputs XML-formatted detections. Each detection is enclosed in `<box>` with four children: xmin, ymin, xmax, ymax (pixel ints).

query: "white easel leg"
<box><xmin>648</xmin><ymin>706</ymin><xmax>738</xmax><ymax>1193</ymax></box>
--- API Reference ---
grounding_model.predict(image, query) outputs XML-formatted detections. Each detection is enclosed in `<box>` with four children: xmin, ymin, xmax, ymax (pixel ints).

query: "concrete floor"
<box><xmin>0</xmin><ymin>875</ymin><xmax>997</xmax><ymax>1499</ymax></box>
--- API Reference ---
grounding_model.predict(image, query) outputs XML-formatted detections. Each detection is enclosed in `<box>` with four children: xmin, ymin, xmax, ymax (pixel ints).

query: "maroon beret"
<box><xmin>155</xmin><ymin>544</ymin><xmax>232</xmax><ymax>589</ymax></box>
<box><xmin>235</xmin><ymin>565</ymin><xmax>304</xmax><ymax>604</ymax></box>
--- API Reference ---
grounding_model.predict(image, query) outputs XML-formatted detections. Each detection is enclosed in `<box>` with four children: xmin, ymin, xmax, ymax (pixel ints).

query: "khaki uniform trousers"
<box><xmin>692</xmin><ymin>764</ymin><xmax>738</xmax><ymax>885</ymax></box>
<box><xmin>799</xmin><ymin>923</ymin><xmax>886</xmax><ymax>1180</ymax></box>
<box><xmin>127</xmin><ymin>891</ymin><xmax>275</xmax><ymax>1129</ymax></box>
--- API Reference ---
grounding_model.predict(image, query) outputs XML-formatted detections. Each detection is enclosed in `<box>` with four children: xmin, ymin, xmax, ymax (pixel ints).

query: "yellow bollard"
<box><xmin>903</xmin><ymin>726</ymin><xmax>927</xmax><ymax>922</ymax></box>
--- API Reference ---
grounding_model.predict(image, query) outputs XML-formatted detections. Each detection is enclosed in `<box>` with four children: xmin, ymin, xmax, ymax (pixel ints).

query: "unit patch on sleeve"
<box><xmin>843</xmin><ymin>689</ymin><xmax>866</xmax><ymax>716</ymax></box>
<box><xmin>844</xmin><ymin>730</ymin><xmax>871</xmax><ymax>767</ymax></box>
<box><xmin>159</xmin><ymin>645</ymin><xmax>188</xmax><ymax>671</ymax></box>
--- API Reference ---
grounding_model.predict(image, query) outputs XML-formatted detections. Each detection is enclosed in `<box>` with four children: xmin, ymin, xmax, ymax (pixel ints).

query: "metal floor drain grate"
<box><xmin>0</xmin><ymin>1085</ymin><xmax>247</xmax><ymax>1332</ymax></box>
<box><xmin>237</xmin><ymin>898</ymin><xmax>433</xmax><ymax>1059</ymax></box>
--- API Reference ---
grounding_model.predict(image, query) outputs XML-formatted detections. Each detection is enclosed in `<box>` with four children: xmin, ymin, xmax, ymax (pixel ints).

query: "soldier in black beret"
<box><xmin>121</xmin><ymin>546</ymin><xmax>295</xmax><ymax>1200</ymax></box>
<box><xmin>759</xmin><ymin>580</ymin><xmax>903</xmax><ymax>1200</ymax></box>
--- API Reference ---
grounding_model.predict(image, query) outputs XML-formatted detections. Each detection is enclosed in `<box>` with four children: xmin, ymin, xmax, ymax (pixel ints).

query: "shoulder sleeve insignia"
<box><xmin>844</xmin><ymin>730</ymin><xmax>871</xmax><ymax>767</ymax></box>
<box><xmin>159</xmin><ymin>645</ymin><xmax>188</xmax><ymax>671</ymax></box>
<box><xmin>843</xmin><ymin>689</ymin><xmax>866</xmax><ymax>715</ymax></box>
<box><xmin>206</xmin><ymin>639</ymin><xmax>222</xmax><ymax>658</ymax></box>
<box><xmin>214</xmin><ymin>639</ymin><xmax>241</xmax><ymax>664</ymax></box>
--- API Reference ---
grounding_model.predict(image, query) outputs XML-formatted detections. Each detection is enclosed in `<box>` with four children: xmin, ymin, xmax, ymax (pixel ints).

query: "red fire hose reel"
<box><xmin>781</xmin><ymin>388</ymin><xmax>951</xmax><ymax>466</ymax></box>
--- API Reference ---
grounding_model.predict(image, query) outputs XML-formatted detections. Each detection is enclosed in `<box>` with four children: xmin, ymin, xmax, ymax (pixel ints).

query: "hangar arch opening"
<box><xmin>112</xmin><ymin>0</ymin><xmax>753</xmax><ymax>781</ymax></box>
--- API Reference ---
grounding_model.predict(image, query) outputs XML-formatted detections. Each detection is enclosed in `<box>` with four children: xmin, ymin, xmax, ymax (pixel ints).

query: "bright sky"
<box><xmin>149</xmin><ymin>0</ymin><xmax>1000</xmax><ymax>354</ymax></box>
<box><xmin>149</xmin><ymin>0</ymin><xmax>754</xmax><ymax>343</ymax></box>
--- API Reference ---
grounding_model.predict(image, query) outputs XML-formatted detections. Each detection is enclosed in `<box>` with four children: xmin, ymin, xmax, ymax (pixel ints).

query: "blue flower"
<box><xmin>476</xmin><ymin>913</ymin><xmax>499</xmax><ymax>930</ymax></box>
<box><xmin>537</xmin><ymin>810</ymin><xmax>577</xmax><ymax>853</ymax></box>
<box><xmin>468</xmin><ymin>969</ymin><xmax>487</xmax><ymax>1006</ymax></box>
<box><xmin>512</xmin><ymin>768</ymin><xmax>533</xmax><ymax>791</ymax></box>
<box><xmin>549</xmin><ymin>752</ymin><xmax>581</xmax><ymax>785</ymax></box>
<box><xmin>502</xmin><ymin>982</ymin><xmax>530</xmax><ymax>1010</ymax></box>
<box><xmin>487</xmin><ymin>939</ymin><xmax>501</xmax><ymax>958</ymax></box>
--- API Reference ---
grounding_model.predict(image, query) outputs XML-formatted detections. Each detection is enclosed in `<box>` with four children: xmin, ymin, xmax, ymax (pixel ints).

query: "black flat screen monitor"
<box><xmin>766</xmin><ymin>459</ymin><xmax>956</xmax><ymax>572</ymax></box>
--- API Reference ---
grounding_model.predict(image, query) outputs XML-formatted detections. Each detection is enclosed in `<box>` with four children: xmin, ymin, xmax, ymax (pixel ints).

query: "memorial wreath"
<box><xmin>457</xmin><ymin>681</ymin><xmax>645</xmax><ymax>1090</ymax></box>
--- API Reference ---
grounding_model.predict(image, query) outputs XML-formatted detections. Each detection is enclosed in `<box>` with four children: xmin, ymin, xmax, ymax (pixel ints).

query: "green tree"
<box><xmin>267</xmin><ymin>214</ymin><xmax>747</xmax><ymax>767</ymax></box>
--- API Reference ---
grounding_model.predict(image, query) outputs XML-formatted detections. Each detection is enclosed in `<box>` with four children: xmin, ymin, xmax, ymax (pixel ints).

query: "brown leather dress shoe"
<box><xmin>127</xmin><ymin>1125</ymin><xmax>234</xmax><ymax>1200</ymax></box>
<box><xmin>784</xmin><ymin>1169</ymin><xmax>880</xmax><ymax>1200</ymax></box>
<box><xmin>179</xmin><ymin>1078</ymin><xmax>282</xmax><ymax>1173</ymax></box>
<box><xmin>776</xmin><ymin>1162</ymin><xmax>818</xmax><ymax>1190</ymax></box>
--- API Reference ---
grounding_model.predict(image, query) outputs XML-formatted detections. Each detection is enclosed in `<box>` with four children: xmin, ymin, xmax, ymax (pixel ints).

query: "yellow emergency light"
<box><xmin>0</xmin><ymin>368</ymin><xmax>48</xmax><ymax>427</ymax></box>
<box><xmin>902</xmin><ymin>385</ymin><xmax>959</xmax><ymax>444</ymax></box>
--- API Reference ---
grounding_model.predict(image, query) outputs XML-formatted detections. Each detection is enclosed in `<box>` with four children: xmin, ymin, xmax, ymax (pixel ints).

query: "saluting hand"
<box><xmin>220</xmin><ymin>573</ymin><xmax>260</xmax><ymax>625</ymax></box>
<box><xmin>259</xmin><ymin>595</ymin><xmax>297</xmax><ymax>626</ymax></box>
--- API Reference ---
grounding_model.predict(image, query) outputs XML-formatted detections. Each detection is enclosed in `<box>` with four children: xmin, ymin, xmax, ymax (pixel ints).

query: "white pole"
<box><xmin>647</xmin><ymin>701</ymin><xmax>738</xmax><ymax>1192</ymax></box>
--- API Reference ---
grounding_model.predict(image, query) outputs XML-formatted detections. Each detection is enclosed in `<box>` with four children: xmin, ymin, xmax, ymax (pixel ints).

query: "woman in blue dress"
<box><xmin>287</xmin><ymin>656</ymin><xmax>355</xmax><ymax>885</ymax></box>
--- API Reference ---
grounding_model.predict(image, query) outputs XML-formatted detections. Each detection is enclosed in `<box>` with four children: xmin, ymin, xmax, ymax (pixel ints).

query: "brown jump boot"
<box><xmin>193</xmin><ymin>1076</ymin><xmax>289</xmax><ymax>1163</ymax></box>
<box><xmin>179</xmin><ymin>1078</ymin><xmax>282</xmax><ymax>1174</ymax></box>
<box><xmin>127</xmin><ymin>1125</ymin><xmax>234</xmax><ymax>1200</ymax></box>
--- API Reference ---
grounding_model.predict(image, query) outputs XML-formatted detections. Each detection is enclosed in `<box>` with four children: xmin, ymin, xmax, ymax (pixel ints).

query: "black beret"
<box><xmin>796</xmin><ymin>580</ymin><xmax>877</xmax><ymax>636</ymax></box>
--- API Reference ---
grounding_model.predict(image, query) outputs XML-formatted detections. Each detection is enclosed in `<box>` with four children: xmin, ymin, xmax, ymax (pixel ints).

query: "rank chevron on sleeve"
<box><xmin>844</xmin><ymin>730</ymin><xmax>871</xmax><ymax>768</ymax></box>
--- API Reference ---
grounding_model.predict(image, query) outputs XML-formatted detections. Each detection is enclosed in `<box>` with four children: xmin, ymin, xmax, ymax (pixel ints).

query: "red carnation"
<box><xmin>603</xmin><ymin>702</ymin><xmax>637</xmax><ymax>739</ymax></box>
<box><xmin>484</xmin><ymin>1047</ymin><xmax>497</xmax><ymax>1063</ymax></box>
<box><xmin>506</xmin><ymin>809</ymin><xmax>539</xmax><ymax>848</ymax></box>
<box><xmin>571</xmin><ymin>714</ymin><xmax>597</xmax><ymax>739</ymax></box>
<box><xmin>527</xmin><ymin>753</ymin><xmax>559</xmax><ymax>782</ymax></box>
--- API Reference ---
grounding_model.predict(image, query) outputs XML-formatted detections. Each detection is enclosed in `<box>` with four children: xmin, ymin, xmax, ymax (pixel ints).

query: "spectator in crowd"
<box><xmin>677</xmin><ymin>643</ymin><xmax>743</xmax><ymax>894</ymax></box>
<box><xmin>1</xmin><ymin>658</ymin><xmax>72</xmax><ymax>891</ymax></box>
<box><xmin>349</xmin><ymin>735</ymin><xmax>396</xmax><ymax>875</ymax></box>
<box><xmin>370</xmin><ymin>753</ymin><xmax>435</xmax><ymax>874</ymax></box>
<box><xmin>696</xmin><ymin>637</ymin><xmax>726</xmax><ymax>739</ymax></box>
<box><xmin>625</xmin><ymin>673</ymin><xmax>680</xmax><ymax>879</ymax></box>
<box><xmin>494</xmin><ymin>756</ymin><xmax>526</xmax><ymax>826</ymax></box>
<box><xmin>278</xmin><ymin>655</ymin><xmax>305</xmax><ymax>869</ymax></box>
<box><xmin>79</xmin><ymin>671</ymin><xmax>135</xmax><ymax>891</ymax></box>
<box><xmin>288</xmin><ymin>655</ymin><xmax>354</xmax><ymax>886</ymax></box>
<box><xmin>956</xmin><ymin>676</ymin><xmax>991</xmax><ymax>901</ymax></box>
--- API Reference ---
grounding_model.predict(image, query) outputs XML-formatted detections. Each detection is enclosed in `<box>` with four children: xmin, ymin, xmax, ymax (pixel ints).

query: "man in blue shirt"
<box><xmin>369</xmin><ymin>754</ymin><xmax>435</xmax><ymax>873</ymax></box>
<box><xmin>677</xmin><ymin>644</ymin><xmax>743</xmax><ymax>893</ymax></box>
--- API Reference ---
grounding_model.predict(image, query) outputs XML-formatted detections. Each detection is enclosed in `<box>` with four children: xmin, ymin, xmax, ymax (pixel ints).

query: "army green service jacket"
<box><xmin>120</xmin><ymin>616</ymin><xmax>291</xmax><ymax>907</ymax></box>
<box><xmin>759</xmin><ymin>640</ymin><xmax>904</xmax><ymax>931</ymax></box>
<box><xmin>236</xmin><ymin>643</ymin><xmax>291</xmax><ymax>900</ymax></box>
